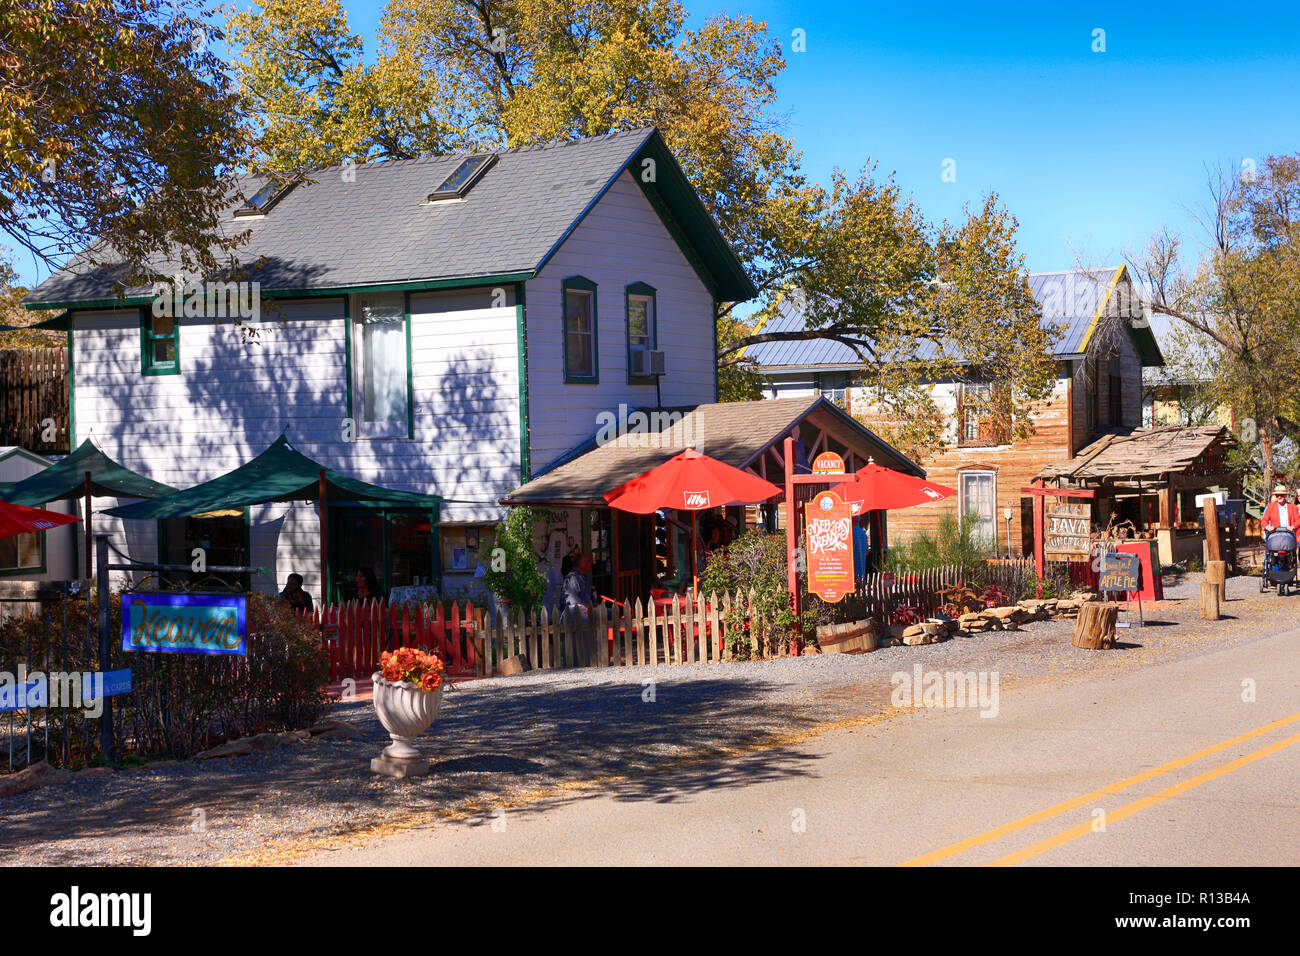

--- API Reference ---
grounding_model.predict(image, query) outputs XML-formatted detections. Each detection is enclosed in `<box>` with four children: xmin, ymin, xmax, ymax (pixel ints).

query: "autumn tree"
<box><xmin>1129</xmin><ymin>158</ymin><xmax>1300</xmax><ymax>492</ymax></box>
<box><xmin>0</xmin><ymin>0</ymin><xmax>248</xmax><ymax>286</ymax></box>
<box><xmin>229</xmin><ymin>0</ymin><xmax>1055</xmax><ymax>451</ymax></box>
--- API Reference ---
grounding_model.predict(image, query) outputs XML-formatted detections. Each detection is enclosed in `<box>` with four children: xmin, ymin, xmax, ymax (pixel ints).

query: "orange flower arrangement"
<box><xmin>379</xmin><ymin>646</ymin><xmax>445</xmax><ymax>692</ymax></box>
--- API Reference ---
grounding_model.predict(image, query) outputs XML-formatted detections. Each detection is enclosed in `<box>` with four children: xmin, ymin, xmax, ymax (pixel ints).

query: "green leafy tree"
<box><xmin>1</xmin><ymin>0</ymin><xmax>249</xmax><ymax>285</ymax></box>
<box><xmin>1130</xmin><ymin>157</ymin><xmax>1300</xmax><ymax>492</ymax></box>
<box><xmin>482</xmin><ymin>506</ymin><xmax>548</xmax><ymax>611</ymax></box>
<box><xmin>230</xmin><ymin>0</ymin><xmax>1054</xmax><ymax>444</ymax></box>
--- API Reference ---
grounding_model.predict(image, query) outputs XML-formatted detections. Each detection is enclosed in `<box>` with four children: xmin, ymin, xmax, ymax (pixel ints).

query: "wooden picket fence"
<box><xmin>317</xmin><ymin>592</ymin><xmax>770</xmax><ymax>681</ymax></box>
<box><xmin>314</xmin><ymin>600</ymin><xmax>480</xmax><ymax>682</ymax></box>
<box><xmin>0</xmin><ymin>348</ymin><xmax>69</xmax><ymax>454</ymax></box>
<box><xmin>849</xmin><ymin>559</ymin><xmax>1035</xmax><ymax>622</ymax></box>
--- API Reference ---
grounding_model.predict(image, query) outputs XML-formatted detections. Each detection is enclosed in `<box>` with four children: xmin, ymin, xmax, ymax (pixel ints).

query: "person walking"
<box><xmin>1263</xmin><ymin>484</ymin><xmax>1296</xmax><ymax>532</ymax></box>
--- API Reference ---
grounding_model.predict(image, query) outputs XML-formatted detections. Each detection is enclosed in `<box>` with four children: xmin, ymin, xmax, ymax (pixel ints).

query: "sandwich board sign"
<box><xmin>1098</xmin><ymin>551</ymin><xmax>1144</xmax><ymax>627</ymax></box>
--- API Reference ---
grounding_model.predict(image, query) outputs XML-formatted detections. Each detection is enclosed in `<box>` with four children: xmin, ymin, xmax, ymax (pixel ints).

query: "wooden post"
<box><xmin>1203</xmin><ymin>500</ymin><xmax>1222</xmax><ymax>563</ymax></box>
<box><xmin>1071</xmin><ymin>601</ymin><xmax>1118</xmax><ymax>649</ymax></box>
<box><xmin>1206</xmin><ymin>560</ymin><xmax>1227</xmax><ymax>603</ymax></box>
<box><xmin>83</xmin><ymin>470</ymin><xmax>92</xmax><ymax>580</ymax></box>
<box><xmin>1199</xmin><ymin>581</ymin><xmax>1221</xmax><ymax>620</ymax></box>
<box><xmin>784</xmin><ymin>435</ymin><xmax>800</xmax><ymax>648</ymax></box>
<box><xmin>1033</xmin><ymin>480</ymin><xmax>1046</xmax><ymax>585</ymax></box>
<box><xmin>318</xmin><ymin>469</ymin><xmax>329</xmax><ymax>607</ymax></box>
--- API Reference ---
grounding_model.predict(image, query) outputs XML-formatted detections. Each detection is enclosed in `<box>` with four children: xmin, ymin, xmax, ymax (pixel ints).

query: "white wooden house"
<box><xmin>21</xmin><ymin>128</ymin><xmax>755</xmax><ymax>603</ymax></box>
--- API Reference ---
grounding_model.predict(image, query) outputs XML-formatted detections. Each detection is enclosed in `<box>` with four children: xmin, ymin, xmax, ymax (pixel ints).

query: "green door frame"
<box><xmin>325</xmin><ymin>501</ymin><xmax>442</xmax><ymax>603</ymax></box>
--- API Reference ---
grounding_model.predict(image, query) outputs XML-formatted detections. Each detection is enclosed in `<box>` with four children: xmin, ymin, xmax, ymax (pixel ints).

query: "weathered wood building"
<box><xmin>749</xmin><ymin>266</ymin><xmax>1164</xmax><ymax>554</ymax></box>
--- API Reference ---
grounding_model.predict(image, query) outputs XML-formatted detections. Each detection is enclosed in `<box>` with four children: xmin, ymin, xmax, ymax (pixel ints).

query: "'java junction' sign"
<box><xmin>1045</xmin><ymin>502</ymin><xmax>1092</xmax><ymax>559</ymax></box>
<box><xmin>122</xmin><ymin>593</ymin><xmax>247</xmax><ymax>656</ymax></box>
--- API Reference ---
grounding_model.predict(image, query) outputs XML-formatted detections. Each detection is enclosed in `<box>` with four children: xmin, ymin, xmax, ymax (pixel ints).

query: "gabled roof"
<box><xmin>102</xmin><ymin>435</ymin><xmax>439</xmax><ymax>520</ymax></box>
<box><xmin>24</xmin><ymin>128</ymin><xmax>755</xmax><ymax>309</ymax></box>
<box><xmin>0</xmin><ymin>438</ymin><xmax>177</xmax><ymax>504</ymax></box>
<box><xmin>502</xmin><ymin>395</ymin><xmax>923</xmax><ymax>506</ymax></box>
<box><xmin>745</xmin><ymin>266</ymin><xmax>1163</xmax><ymax>370</ymax></box>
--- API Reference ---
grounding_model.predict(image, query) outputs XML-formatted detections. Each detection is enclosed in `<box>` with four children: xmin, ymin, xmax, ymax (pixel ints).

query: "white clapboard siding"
<box><xmin>71</xmin><ymin>293</ymin><xmax>522</xmax><ymax>595</ymax></box>
<box><xmin>525</xmin><ymin>170</ymin><xmax>717</xmax><ymax>472</ymax></box>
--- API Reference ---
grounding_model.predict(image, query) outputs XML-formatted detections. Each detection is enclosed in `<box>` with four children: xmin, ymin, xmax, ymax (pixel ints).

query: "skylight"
<box><xmin>427</xmin><ymin>154</ymin><xmax>497</xmax><ymax>201</ymax></box>
<box><xmin>234</xmin><ymin>177</ymin><xmax>296</xmax><ymax>217</ymax></box>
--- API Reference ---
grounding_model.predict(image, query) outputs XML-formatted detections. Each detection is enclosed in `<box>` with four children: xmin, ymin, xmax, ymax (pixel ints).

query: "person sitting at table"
<box><xmin>355</xmin><ymin>565</ymin><xmax>384</xmax><ymax>602</ymax></box>
<box><xmin>280</xmin><ymin>572</ymin><xmax>314</xmax><ymax>613</ymax></box>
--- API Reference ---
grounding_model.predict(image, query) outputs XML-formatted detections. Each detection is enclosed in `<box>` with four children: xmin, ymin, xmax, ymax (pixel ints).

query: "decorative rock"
<box><xmin>499</xmin><ymin>654</ymin><xmax>532</xmax><ymax>676</ymax></box>
<box><xmin>902</xmin><ymin>630</ymin><xmax>936</xmax><ymax>646</ymax></box>
<box><xmin>308</xmin><ymin>719</ymin><xmax>365</xmax><ymax>740</ymax></box>
<box><xmin>901</xmin><ymin>623</ymin><xmax>928</xmax><ymax>638</ymax></box>
<box><xmin>801</xmin><ymin>645</ymin><xmax>821</xmax><ymax>655</ymax></box>
<box><xmin>196</xmin><ymin>740</ymin><xmax>254</xmax><ymax>760</ymax></box>
<box><xmin>75</xmin><ymin>766</ymin><xmax>114</xmax><ymax>779</ymax></box>
<box><xmin>249</xmin><ymin>732</ymin><xmax>282</xmax><ymax>751</ymax></box>
<box><xmin>0</xmin><ymin>760</ymin><xmax>70</xmax><ymax>799</ymax></box>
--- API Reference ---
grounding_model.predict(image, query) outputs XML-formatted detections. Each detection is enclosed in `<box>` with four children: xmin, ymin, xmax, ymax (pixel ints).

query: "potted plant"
<box><xmin>370</xmin><ymin>647</ymin><xmax>446</xmax><ymax>778</ymax></box>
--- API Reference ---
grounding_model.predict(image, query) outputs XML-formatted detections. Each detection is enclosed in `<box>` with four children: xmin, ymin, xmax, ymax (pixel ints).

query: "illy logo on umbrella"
<box><xmin>683</xmin><ymin>491</ymin><xmax>710</xmax><ymax>509</ymax></box>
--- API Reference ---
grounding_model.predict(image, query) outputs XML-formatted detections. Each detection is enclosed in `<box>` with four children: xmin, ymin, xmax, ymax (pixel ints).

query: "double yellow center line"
<box><xmin>902</xmin><ymin>710</ymin><xmax>1300</xmax><ymax>867</ymax></box>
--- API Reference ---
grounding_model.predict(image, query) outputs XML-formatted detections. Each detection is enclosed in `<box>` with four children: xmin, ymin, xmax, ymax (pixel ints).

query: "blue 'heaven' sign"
<box><xmin>121</xmin><ymin>593</ymin><xmax>247</xmax><ymax>656</ymax></box>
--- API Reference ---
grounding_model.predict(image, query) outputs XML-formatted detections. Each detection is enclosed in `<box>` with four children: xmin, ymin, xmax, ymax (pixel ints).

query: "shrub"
<box><xmin>0</xmin><ymin>590</ymin><xmax>328</xmax><ymax>767</ymax></box>
<box><xmin>885</xmin><ymin>511</ymin><xmax>993</xmax><ymax>576</ymax></box>
<box><xmin>698</xmin><ymin>530</ymin><xmax>812</xmax><ymax>655</ymax></box>
<box><xmin>483</xmin><ymin>506</ymin><xmax>548</xmax><ymax>612</ymax></box>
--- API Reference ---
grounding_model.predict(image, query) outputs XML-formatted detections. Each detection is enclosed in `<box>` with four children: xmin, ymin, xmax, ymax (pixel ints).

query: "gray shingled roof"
<box><xmin>502</xmin><ymin>395</ymin><xmax>923</xmax><ymax>504</ymax></box>
<box><xmin>746</xmin><ymin>268</ymin><xmax>1131</xmax><ymax>369</ymax></box>
<box><xmin>25</xmin><ymin>128</ymin><xmax>754</xmax><ymax>306</ymax></box>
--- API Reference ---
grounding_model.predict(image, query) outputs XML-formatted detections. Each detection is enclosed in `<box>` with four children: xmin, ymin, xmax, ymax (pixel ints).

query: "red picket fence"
<box><xmin>313</xmin><ymin>600</ymin><xmax>480</xmax><ymax>682</ymax></box>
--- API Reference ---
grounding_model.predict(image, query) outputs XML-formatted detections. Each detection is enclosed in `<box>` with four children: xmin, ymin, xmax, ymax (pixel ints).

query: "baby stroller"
<box><xmin>1260</xmin><ymin>528</ymin><xmax>1298</xmax><ymax>596</ymax></box>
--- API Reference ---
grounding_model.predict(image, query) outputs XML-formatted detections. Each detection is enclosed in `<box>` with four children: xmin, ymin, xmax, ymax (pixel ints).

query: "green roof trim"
<box><xmin>102</xmin><ymin>434</ymin><xmax>440</xmax><ymax>521</ymax></box>
<box><xmin>24</xmin><ymin>273</ymin><xmax>536</xmax><ymax>312</ymax></box>
<box><xmin>533</xmin><ymin>129</ymin><xmax>756</xmax><ymax>303</ymax></box>
<box><xmin>0</xmin><ymin>438</ymin><xmax>177</xmax><ymax>505</ymax></box>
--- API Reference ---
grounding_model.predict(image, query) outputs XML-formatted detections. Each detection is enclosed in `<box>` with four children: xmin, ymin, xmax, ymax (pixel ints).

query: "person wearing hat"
<box><xmin>1262</xmin><ymin>484</ymin><xmax>1296</xmax><ymax>533</ymax></box>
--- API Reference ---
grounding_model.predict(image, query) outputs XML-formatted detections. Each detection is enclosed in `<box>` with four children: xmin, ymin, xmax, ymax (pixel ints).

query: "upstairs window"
<box><xmin>428</xmin><ymin>154</ymin><xmax>498</xmax><ymax>201</ymax></box>
<box><xmin>818</xmin><ymin>372</ymin><xmax>849</xmax><ymax>407</ymax></box>
<box><xmin>958</xmin><ymin>381</ymin><xmax>1010</xmax><ymax>446</ymax></box>
<box><xmin>141</xmin><ymin>310</ymin><xmax>180</xmax><ymax>375</ymax></box>
<box><xmin>351</xmin><ymin>292</ymin><xmax>411</xmax><ymax>437</ymax></box>
<box><xmin>625</xmin><ymin>282</ymin><xmax>656</xmax><ymax>382</ymax></box>
<box><xmin>563</xmin><ymin>277</ymin><xmax>598</xmax><ymax>384</ymax></box>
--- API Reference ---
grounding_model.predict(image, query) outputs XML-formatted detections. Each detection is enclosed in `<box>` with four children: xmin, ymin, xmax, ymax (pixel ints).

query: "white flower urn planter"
<box><xmin>370</xmin><ymin>672</ymin><xmax>443</xmax><ymax>777</ymax></box>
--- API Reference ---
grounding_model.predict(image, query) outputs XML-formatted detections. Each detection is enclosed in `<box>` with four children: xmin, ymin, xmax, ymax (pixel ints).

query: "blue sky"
<box><xmin>14</xmin><ymin>1</ymin><xmax>1300</xmax><ymax>287</ymax></box>
<box><xmin>334</xmin><ymin>0</ymin><xmax>1300</xmax><ymax>274</ymax></box>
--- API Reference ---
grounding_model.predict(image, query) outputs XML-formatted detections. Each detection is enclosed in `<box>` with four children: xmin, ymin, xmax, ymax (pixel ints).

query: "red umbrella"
<box><xmin>604</xmin><ymin>448</ymin><xmax>781</xmax><ymax>596</ymax></box>
<box><xmin>828</xmin><ymin>461</ymin><xmax>957</xmax><ymax>516</ymax></box>
<box><xmin>0</xmin><ymin>498</ymin><xmax>81</xmax><ymax>539</ymax></box>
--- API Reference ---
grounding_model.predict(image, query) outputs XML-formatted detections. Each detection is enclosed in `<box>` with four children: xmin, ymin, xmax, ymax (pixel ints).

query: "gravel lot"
<box><xmin>2</xmin><ymin>571</ymin><xmax>1294</xmax><ymax>866</ymax></box>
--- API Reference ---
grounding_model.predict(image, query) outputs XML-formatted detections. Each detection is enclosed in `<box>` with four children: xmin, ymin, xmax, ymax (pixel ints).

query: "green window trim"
<box><xmin>0</xmin><ymin>528</ymin><xmax>46</xmax><ymax>577</ymax></box>
<box><xmin>139</xmin><ymin>307</ymin><xmax>180</xmax><ymax>376</ymax></box>
<box><xmin>625</xmin><ymin>281</ymin><xmax>657</xmax><ymax>385</ymax></box>
<box><xmin>345</xmin><ymin>292</ymin><xmax>414</xmax><ymax>438</ymax></box>
<box><xmin>562</xmin><ymin>275</ymin><xmax>599</xmax><ymax>385</ymax></box>
<box><xmin>405</xmin><ymin>291</ymin><xmax>415</xmax><ymax>439</ymax></box>
<box><xmin>516</xmin><ymin>281</ymin><xmax>530</xmax><ymax>482</ymax></box>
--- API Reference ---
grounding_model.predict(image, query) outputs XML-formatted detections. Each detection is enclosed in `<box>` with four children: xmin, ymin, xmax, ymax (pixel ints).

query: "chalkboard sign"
<box><xmin>1098</xmin><ymin>551</ymin><xmax>1141</xmax><ymax>593</ymax></box>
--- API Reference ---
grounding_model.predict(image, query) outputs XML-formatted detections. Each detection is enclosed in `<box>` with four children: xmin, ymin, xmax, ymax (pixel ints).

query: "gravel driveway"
<box><xmin>1</xmin><ymin>571</ymin><xmax>1293</xmax><ymax>866</ymax></box>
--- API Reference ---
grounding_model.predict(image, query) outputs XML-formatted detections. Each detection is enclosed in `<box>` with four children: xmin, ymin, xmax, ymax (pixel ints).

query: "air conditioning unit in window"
<box><xmin>630</xmin><ymin>349</ymin><xmax>666</xmax><ymax>377</ymax></box>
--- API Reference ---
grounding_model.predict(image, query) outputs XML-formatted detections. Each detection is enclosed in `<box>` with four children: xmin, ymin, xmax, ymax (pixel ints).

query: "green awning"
<box><xmin>0</xmin><ymin>438</ymin><xmax>177</xmax><ymax>505</ymax></box>
<box><xmin>103</xmin><ymin>435</ymin><xmax>440</xmax><ymax>520</ymax></box>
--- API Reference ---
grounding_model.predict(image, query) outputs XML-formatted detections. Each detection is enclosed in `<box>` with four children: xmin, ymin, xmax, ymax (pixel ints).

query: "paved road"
<box><xmin>301</xmin><ymin>624</ymin><xmax>1300</xmax><ymax>866</ymax></box>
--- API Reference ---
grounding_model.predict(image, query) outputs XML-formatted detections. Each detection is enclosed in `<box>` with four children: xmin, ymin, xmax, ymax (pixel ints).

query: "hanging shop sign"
<box><xmin>805</xmin><ymin>490</ymin><xmax>853</xmax><ymax>602</ymax></box>
<box><xmin>811</xmin><ymin>452</ymin><xmax>846</xmax><ymax>475</ymax></box>
<box><xmin>121</xmin><ymin>593</ymin><xmax>247</xmax><ymax>656</ymax></box>
<box><xmin>1045</xmin><ymin>501</ymin><xmax>1092</xmax><ymax>560</ymax></box>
